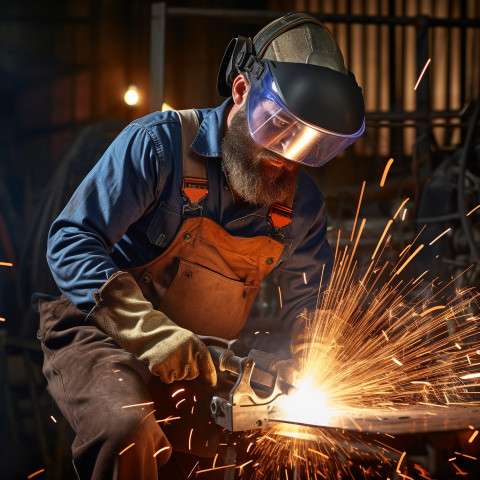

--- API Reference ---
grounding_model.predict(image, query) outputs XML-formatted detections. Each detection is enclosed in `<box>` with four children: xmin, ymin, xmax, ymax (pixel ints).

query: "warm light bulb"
<box><xmin>124</xmin><ymin>85</ymin><xmax>139</xmax><ymax>106</ymax></box>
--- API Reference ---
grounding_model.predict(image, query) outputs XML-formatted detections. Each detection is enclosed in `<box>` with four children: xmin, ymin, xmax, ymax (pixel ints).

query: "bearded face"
<box><xmin>221</xmin><ymin>103</ymin><xmax>300</xmax><ymax>207</ymax></box>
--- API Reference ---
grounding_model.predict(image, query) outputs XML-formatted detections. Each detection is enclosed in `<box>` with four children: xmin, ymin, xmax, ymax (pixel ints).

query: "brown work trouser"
<box><xmin>38</xmin><ymin>296</ymin><xmax>225</xmax><ymax>480</ymax></box>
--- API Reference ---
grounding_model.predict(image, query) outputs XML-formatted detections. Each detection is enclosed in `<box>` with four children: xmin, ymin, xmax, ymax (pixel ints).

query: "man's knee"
<box><xmin>91</xmin><ymin>409</ymin><xmax>172</xmax><ymax>468</ymax></box>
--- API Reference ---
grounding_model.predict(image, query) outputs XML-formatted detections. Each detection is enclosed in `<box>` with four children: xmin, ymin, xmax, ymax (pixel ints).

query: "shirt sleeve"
<box><xmin>273</xmin><ymin>177</ymin><xmax>334</xmax><ymax>334</ymax></box>
<box><xmin>46</xmin><ymin>123</ymin><xmax>163</xmax><ymax>312</ymax></box>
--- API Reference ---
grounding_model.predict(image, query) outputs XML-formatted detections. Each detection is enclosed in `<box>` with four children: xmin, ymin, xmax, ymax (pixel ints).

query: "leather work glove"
<box><xmin>87</xmin><ymin>271</ymin><xmax>217</xmax><ymax>386</ymax></box>
<box><xmin>273</xmin><ymin>358</ymin><xmax>299</xmax><ymax>388</ymax></box>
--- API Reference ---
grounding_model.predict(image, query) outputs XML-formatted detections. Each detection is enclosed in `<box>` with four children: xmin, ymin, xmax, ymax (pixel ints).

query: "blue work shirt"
<box><xmin>47</xmin><ymin>99</ymin><xmax>333</xmax><ymax>331</ymax></box>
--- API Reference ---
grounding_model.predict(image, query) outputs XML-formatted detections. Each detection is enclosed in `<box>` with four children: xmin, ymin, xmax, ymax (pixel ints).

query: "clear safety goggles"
<box><xmin>247</xmin><ymin>64</ymin><xmax>365</xmax><ymax>167</ymax></box>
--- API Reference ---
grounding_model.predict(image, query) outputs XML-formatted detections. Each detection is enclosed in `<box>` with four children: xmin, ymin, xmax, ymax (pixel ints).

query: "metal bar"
<box><xmin>164</xmin><ymin>7</ymin><xmax>480</xmax><ymax>28</ymax></box>
<box><xmin>150</xmin><ymin>2</ymin><xmax>166</xmax><ymax>111</ymax></box>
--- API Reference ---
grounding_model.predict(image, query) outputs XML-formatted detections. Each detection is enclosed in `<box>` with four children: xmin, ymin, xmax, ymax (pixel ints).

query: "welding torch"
<box><xmin>197</xmin><ymin>336</ymin><xmax>297</xmax><ymax>431</ymax></box>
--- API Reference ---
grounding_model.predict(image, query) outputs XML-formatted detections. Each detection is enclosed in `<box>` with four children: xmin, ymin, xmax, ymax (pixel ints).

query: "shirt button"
<box><xmin>183</xmin><ymin>232</ymin><xmax>192</xmax><ymax>242</ymax></box>
<box><xmin>266</xmin><ymin>257</ymin><xmax>275</xmax><ymax>265</ymax></box>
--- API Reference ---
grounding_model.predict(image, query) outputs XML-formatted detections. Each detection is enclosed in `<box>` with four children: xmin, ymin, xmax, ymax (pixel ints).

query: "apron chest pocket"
<box><xmin>159</xmin><ymin>258</ymin><xmax>258</xmax><ymax>339</ymax></box>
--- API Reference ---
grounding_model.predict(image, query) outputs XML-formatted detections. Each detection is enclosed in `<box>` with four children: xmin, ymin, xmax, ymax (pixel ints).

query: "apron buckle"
<box><xmin>268</xmin><ymin>204</ymin><xmax>292</xmax><ymax>229</ymax></box>
<box><xmin>182</xmin><ymin>177</ymin><xmax>208</xmax><ymax>217</ymax></box>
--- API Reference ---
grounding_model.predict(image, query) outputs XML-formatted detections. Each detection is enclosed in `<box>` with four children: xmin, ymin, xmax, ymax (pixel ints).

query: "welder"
<box><xmin>38</xmin><ymin>12</ymin><xmax>365</xmax><ymax>479</ymax></box>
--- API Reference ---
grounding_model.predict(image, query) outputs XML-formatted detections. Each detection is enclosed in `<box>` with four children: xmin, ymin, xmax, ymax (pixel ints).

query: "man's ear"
<box><xmin>231</xmin><ymin>74</ymin><xmax>249</xmax><ymax>107</ymax></box>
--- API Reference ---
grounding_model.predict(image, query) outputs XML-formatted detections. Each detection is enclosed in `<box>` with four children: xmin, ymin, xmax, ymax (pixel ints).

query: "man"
<box><xmin>39</xmin><ymin>12</ymin><xmax>365</xmax><ymax>479</ymax></box>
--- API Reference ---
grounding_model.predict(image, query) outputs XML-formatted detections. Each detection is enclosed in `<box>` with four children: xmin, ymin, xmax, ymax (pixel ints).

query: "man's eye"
<box><xmin>273</xmin><ymin>117</ymin><xmax>289</xmax><ymax>128</ymax></box>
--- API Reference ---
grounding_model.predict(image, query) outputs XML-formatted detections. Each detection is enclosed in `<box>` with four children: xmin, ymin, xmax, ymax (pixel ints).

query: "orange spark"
<box><xmin>122</xmin><ymin>402</ymin><xmax>154</xmax><ymax>408</ymax></box>
<box><xmin>188</xmin><ymin>428</ymin><xmax>193</xmax><ymax>450</ymax></box>
<box><xmin>466</xmin><ymin>204</ymin><xmax>480</xmax><ymax>216</ymax></box>
<box><xmin>28</xmin><ymin>469</ymin><xmax>45</xmax><ymax>478</ymax></box>
<box><xmin>175</xmin><ymin>398</ymin><xmax>186</xmax><ymax>409</ymax></box>
<box><xmin>429</xmin><ymin>228</ymin><xmax>451</xmax><ymax>245</ymax></box>
<box><xmin>119</xmin><ymin>443</ymin><xmax>135</xmax><ymax>455</ymax></box>
<box><xmin>172</xmin><ymin>388</ymin><xmax>185</xmax><ymax>398</ymax></box>
<box><xmin>156</xmin><ymin>415</ymin><xmax>181</xmax><ymax>424</ymax></box>
<box><xmin>303</xmin><ymin>272</ymin><xmax>307</xmax><ymax>284</ymax></box>
<box><xmin>454</xmin><ymin>452</ymin><xmax>478</xmax><ymax>460</ymax></box>
<box><xmin>393</xmin><ymin>197</ymin><xmax>410</xmax><ymax>219</ymax></box>
<box><xmin>0</xmin><ymin>317</ymin><xmax>5</xmax><ymax>322</ymax></box>
<box><xmin>50</xmin><ymin>416</ymin><xmax>57</xmax><ymax>423</ymax></box>
<box><xmin>195</xmin><ymin>464</ymin><xmax>236</xmax><ymax>475</ymax></box>
<box><xmin>308</xmin><ymin>448</ymin><xmax>330</xmax><ymax>459</ymax></box>
<box><xmin>187</xmin><ymin>461</ymin><xmax>200</xmax><ymax>479</ymax></box>
<box><xmin>212</xmin><ymin>453</ymin><xmax>218</xmax><ymax>468</ymax></box>
<box><xmin>350</xmin><ymin>181</ymin><xmax>365</xmax><ymax>242</ymax></box>
<box><xmin>396</xmin><ymin>451</ymin><xmax>406</xmax><ymax>473</ymax></box>
<box><xmin>237</xmin><ymin>460</ymin><xmax>254</xmax><ymax>470</ymax></box>
<box><xmin>380</xmin><ymin>158</ymin><xmax>394</xmax><ymax>187</ymax></box>
<box><xmin>468</xmin><ymin>430</ymin><xmax>479</xmax><ymax>443</ymax></box>
<box><xmin>451</xmin><ymin>462</ymin><xmax>468</xmax><ymax>476</ymax></box>
<box><xmin>371</xmin><ymin>220</ymin><xmax>393</xmax><ymax>260</ymax></box>
<box><xmin>153</xmin><ymin>446</ymin><xmax>171</xmax><ymax>457</ymax></box>
<box><xmin>392</xmin><ymin>358</ymin><xmax>403</xmax><ymax>366</ymax></box>
<box><xmin>278</xmin><ymin>286</ymin><xmax>283</xmax><ymax>308</ymax></box>
<box><xmin>461</xmin><ymin>373</ymin><xmax>480</xmax><ymax>380</ymax></box>
<box><xmin>414</xmin><ymin>58</ymin><xmax>431</xmax><ymax>90</ymax></box>
<box><xmin>0</xmin><ymin>262</ymin><xmax>13</xmax><ymax>266</ymax></box>
<box><xmin>420</xmin><ymin>305</ymin><xmax>445</xmax><ymax>317</ymax></box>
<box><xmin>394</xmin><ymin>244</ymin><xmax>424</xmax><ymax>276</ymax></box>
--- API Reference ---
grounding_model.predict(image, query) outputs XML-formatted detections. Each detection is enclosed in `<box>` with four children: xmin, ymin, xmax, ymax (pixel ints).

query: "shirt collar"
<box><xmin>191</xmin><ymin>98</ymin><xmax>232</xmax><ymax>158</ymax></box>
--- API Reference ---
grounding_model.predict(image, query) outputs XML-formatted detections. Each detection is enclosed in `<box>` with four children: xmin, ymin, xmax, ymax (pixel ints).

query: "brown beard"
<box><xmin>221</xmin><ymin>104</ymin><xmax>300</xmax><ymax>207</ymax></box>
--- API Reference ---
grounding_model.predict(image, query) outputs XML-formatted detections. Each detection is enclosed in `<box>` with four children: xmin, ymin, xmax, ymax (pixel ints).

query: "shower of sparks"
<box><xmin>249</xmin><ymin>185</ymin><xmax>480</xmax><ymax>479</ymax></box>
<box><xmin>380</xmin><ymin>158</ymin><xmax>394</xmax><ymax>187</ymax></box>
<box><xmin>414</xmin><ymin>58</ymin><xmax>432</xmax><ymax>90</ymax></box>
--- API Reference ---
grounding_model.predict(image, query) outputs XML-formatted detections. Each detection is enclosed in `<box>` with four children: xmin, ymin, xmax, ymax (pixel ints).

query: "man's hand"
<box><xmin>149</xmin><ymin>327</ymin><xmax>217</xmax><ymax>386</ymax></box>
<box><xmin>87</xmin><ymin>271</ymin><xmax>217</xmax><ymax>387</ymax></box>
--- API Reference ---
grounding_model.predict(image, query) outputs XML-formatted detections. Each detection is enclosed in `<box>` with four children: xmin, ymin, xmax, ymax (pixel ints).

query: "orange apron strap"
<box><xmin>176</xmin><ymin>109</ymin><xmax>208</xmax><ymax>215</ymax></box>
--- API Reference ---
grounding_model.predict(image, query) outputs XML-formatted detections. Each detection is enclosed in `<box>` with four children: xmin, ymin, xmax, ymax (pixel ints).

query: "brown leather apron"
<box><xmin>126</xmin><ymin>216</ymin><xmax>284</xmax><ymax>339</ymax></box>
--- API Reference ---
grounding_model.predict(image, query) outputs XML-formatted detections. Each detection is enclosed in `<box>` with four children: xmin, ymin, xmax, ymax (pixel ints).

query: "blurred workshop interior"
<box><xmin>0</xmin><ymin>1</ymin><xmax>480</xmax><ymax>479</ymax></box>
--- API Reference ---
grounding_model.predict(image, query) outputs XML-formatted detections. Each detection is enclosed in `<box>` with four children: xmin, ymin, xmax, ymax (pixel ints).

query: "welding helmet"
<box><xmin>217</xmin><ymin>12</ymin><xmax>365</xmax><ymax>167</ymax></box>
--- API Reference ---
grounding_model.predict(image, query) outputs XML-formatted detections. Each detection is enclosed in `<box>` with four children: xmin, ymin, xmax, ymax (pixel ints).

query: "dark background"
<box><xmin>1</xmin><ymin>0</ymin><xmax>480</xmax><ymax>478</ymax></box>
